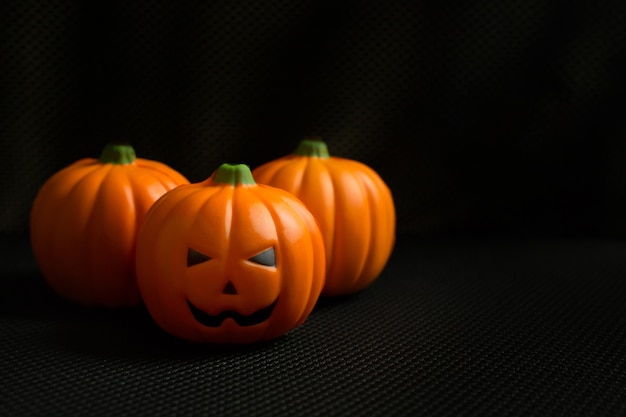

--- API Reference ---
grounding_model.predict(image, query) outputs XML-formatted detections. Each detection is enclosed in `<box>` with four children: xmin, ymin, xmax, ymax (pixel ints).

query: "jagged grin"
<box><xmin>186</xmin><ymin>299</ymin><xmax>278</xmax><ymax>327</ymax></box>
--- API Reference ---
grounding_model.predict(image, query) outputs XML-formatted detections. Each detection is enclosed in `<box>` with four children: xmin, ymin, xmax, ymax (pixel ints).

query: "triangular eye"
<box><xmin>187</xmin><ymin>248</ymin><xmax>211</xmax><ymax>267</ymax></box>
<box><xmin>248</xmin><ymin>247</ymin><xmax>276</xmax><ymax>267</ymax></box>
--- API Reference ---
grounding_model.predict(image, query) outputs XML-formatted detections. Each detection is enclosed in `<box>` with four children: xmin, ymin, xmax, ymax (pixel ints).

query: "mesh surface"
<box><xmin>3</xmin><ymin>236</ymin><xmax>626</xmax><ymax>416</ymax></box>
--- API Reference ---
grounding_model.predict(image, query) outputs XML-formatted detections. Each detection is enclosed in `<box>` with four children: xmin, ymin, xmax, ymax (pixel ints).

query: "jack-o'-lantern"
<box><xmin>253</xmin><ymin>138</ymin><xmax>396</xmax><ymax>296</ymax></box>
<box><xmin>135</xmin><ymin>163</ymin><xmax>325</xmax><ymax>344</ymax></box>
<box><xmin>29</xmin><ymin>142</ymin><xmax>189</xmax><ymax>308</ymax></box>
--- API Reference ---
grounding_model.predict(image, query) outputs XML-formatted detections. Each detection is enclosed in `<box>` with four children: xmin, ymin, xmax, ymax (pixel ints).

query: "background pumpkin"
<box><xmin>135</xmin><ymin>163</ymin><xmax>325</xmax><ymax>344</ymax></box>
<box><xmin>29</xmin><ymin>142</ymin><xmax>189</xmax><ymax>308</ymax></box>
<box><xmin>252</xmin><ymin>138</ymin><xmax>396</xmax><ymax>296</ymax></box>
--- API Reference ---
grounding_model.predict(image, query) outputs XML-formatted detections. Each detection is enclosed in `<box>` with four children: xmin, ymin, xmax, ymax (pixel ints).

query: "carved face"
<box><xmin>185</xmin><ymin>246</ymin><xmax>278</xmax><ymax>328</ymax></box>
<box><xmin>135</xmin><ymin>164</ymin><xmax>325</xmax><ymax>344</ymax></box>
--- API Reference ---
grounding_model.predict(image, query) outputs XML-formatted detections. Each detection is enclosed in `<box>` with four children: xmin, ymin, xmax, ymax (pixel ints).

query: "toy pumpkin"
<box><xmin>252</xmin><ymin>138</ymin><xmax>395</xmax><ymax>296</ymax></box>
<box><xmin>135</xmin><ymin>163</ymin><xmax>325</xmax><ymax>344</ymax></box>
<box><xmin>30</xmin><ymin>142</ymin><xmax>189</xmax><ymax>308</ymax></box>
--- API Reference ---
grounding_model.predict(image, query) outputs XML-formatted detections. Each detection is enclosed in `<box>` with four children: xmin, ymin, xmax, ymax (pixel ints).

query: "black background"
<box><xmin>3</xmin><ymin>2</ymin><xmax>626</xmax><ymax>416</ymax></box>
<box><xmin>2</xmin><ymin>0</ymin><xmax>626</xmax><ymax>239</ymax></box>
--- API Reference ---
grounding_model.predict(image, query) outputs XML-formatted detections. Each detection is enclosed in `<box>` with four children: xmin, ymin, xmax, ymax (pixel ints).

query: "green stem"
<box><xmin>294</xmin><ymin>138</ymin><xmax>330</xmax><ymax>158</ymax></box>
<box><xmin>213</xmin><ymin>163</ymin><xmax>256</xmax><ymax>186</ymax></box>
<box><xmin>98</xmin><ymin>142</ymin><xmax>136</xmax><ymax>164</ymax></box>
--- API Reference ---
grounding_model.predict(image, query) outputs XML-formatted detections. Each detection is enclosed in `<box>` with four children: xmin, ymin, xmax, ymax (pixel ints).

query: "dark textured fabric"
<box><xmin>3</xmin><ymin>236</ymin><xmax>626</xmax><ymax>416</ymax></box>
<box><xmin>2</xmin><ymin>1</ymin><xmax>626</xmax><ymax>238</ymax></box>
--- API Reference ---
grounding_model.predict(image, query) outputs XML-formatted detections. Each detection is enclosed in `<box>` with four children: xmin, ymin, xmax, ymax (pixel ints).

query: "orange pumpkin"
<box><xmin>252</xmin><ymin>138</ymin><xmax>395</xmax><ymax>296</ymax></box>
<box><xmin>135</xmin><ymin>163</ymin><xmax>325</xmax><ymax>344</ymax></box>
<box><xmin>30</xmin><ymin>142</ymin><xmax>189</xmax><ymax>308</ymax></box>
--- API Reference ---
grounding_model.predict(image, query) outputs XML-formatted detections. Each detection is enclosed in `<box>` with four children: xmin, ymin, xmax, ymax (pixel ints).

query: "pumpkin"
<box><xmin>135</xmin><ymin>163</ymin><xmax>325</xmax><ymax>344</ymax></box>
<box><xmin>29</xmin><ymin>142</ymin><xmax>189</xmax><ymax>308</ymax></box>
<box><xmin>252</xmin><ymin>138</ymin><xmax>395</xmax><ymax>296</ymax></box>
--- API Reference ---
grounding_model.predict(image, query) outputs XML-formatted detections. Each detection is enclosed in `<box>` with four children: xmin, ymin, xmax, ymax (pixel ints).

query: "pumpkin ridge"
<box><xmin>135</xmin><ymin>159</ymin><xmax>189</xmax><ymax>186</ymax></box>
<box><xmin>122</xmin><ymin>169</ymin><xmax>144</xmax><ymax>290</ymax></box>
<box><xmin>366</xmin><ymin>174</ymin><xmax>394</xmax><ymax>275</ymax></box>
<box><xmin>119</xmin><ymin>167</ymin><xmax>146</xmax><ymax>305</ymax></box>
<box><xmin>257</xmin><ymin>185</ymin><xmax>326</xmax><ymax>323</ymax></box>
<box><xmin>38</xmin><ymin>164</ymin><xmax>105</xmax><ymax>301</ymax></box>
<box><xmin>260</xmin><ymin>157</ymin><xmax>307</xmax><ymax>203</ymax></box>
<box><xmin>253</xmin><ymin>157</ymin><xmax>286</xmax><ymax>182</ymax></box>
<box><xmin>191</xmin><ymin>185</ymin><xmax>232</xmax><ymax>263</ymax></box>
<box><xmin>275</xmin><ymin>191</ymin><xmax>325</xmax><ymax>326</ymax></box>
<box><xmin>77</xmin><ymin>165</ymin><xmax>115</xmax><ymax>251</ymax></box>
<box><xmin>248</xmin><ymin>186</ymin><xmax>314</xmax><ymax>330</ymax></box>
<box><xmin>323</xmin><ymin>161</ymin><xmax>372</xmax><ymax>294</ymax></box>
<box><xmin>348</xmin><ymin>169</ymin><xmax>375</xmax><ymax>289</ymax></box>
<box><xmin>303</xmin><ymin>156</ymin><xmax>335</xmax><ymax>272</ymax></box>
<box><xmin>146</xmin><ymin>187</ymin><xmax>206</xmax><ymax>322</ymax></box>
<box><xmin>126</xmin><ymin>169</ymin><xmax>162</xmax><ymax>234</ymax></box>
<box><xmin>325</xmin><ymin>160</ymin><xmax>342</xmax><ymax>286</ymax></box>
<box><xmin>143</xmin><ymin>183</ymin><xmax>199</xmax><ymax>235</ymax></box>
<box><xmin>64</xmin><ymin>164</ymin><xmax>113</xmax><ymax>304</ymax></box>
<box><xmin>134</xmin><ymin>162</ymin><xmax>178</xmax><ymax>191</ymax></box>
<box><xmin>260</xmin><ymin>160</ymin><xmax>281</xmax><ymax>183</ymax></box>
<box><xmin>340</xmin><ymin>160</ymin><xmax>396</xmax><ymax>291</ymax></box>
<box><xmin>138</xmin><ymin>186</ymin><xmax>193</xmax><ymax>323</ymax></box>
<box><xmin>241</xmin><ymin>186</ymin><xmax>280</xmax><ymax>264</ymax></box>
<box><xmin>52</xmin><ymin>162</ymin><xmax>103</xmax><ymax>198</ymax></box>
<box><xmin>31</xmin><ymin>163</ymin><xmax>94</xmax><ymax>300</ymax></box>
<box><xmin>226</xmin><ymin>185</ymin><xmax>283</xmax><ymax>321</ymax></box>
<box><xmin>222</xmin><ymin>184</ymin><xmax>235</xmax><ymax>244</ymax></box>
<box><xmin>86</xmin><ymin>164</ymin><xmax>123</xmax><ymax>304</ymax></box>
